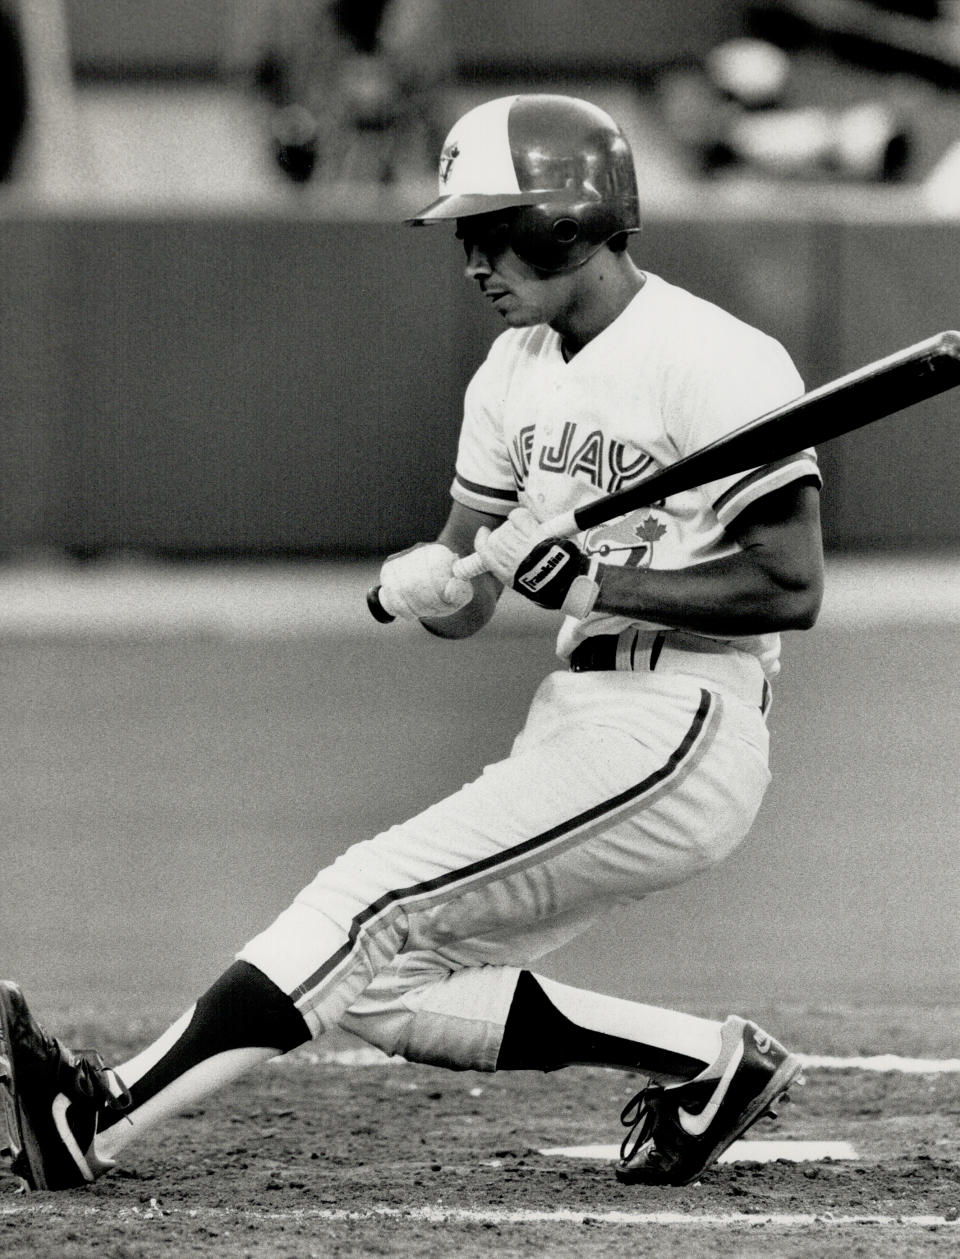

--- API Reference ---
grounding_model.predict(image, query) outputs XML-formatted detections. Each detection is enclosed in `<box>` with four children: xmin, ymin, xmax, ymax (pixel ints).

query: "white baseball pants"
<box><xmin>239</xmin><ymin>666</ymin><xmax>770</xmax><ymax>1070</ymax></box>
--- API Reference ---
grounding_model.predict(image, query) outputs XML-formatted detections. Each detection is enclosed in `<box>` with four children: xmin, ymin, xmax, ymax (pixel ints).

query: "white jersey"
<box><xmin>451</xmin><ymin>272</ymin><xmax>821</xmax><ymax>679</ymax></box>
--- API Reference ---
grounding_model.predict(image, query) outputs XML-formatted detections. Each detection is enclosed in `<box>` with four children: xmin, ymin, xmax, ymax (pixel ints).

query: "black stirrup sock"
<box><xmin>99</xmin><ymin>961</ymin><xmax>310</xmax><ymax>1131</ymax></box>
<box><xmin>496</xmin><ymin>970</ymin><xmax>705</xmax><ymax>1080</ymax></box>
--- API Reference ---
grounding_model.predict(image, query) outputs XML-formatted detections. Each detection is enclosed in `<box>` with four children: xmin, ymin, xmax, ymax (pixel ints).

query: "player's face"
<box><xmin>456</xmin><ymin>213</ymin><xmax>577</xmax><ymax>329</ymax></box>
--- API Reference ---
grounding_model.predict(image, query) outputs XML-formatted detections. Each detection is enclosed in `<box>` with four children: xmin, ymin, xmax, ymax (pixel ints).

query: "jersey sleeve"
<box><xmin>449</xmin><ymin>341</ymin><xmax>519</xmax><ymax>518</ymax></box>
<box><xmin>676</xmin><ymin>333</ymin><xmax>822</xmax><ymax>529</ymax></box>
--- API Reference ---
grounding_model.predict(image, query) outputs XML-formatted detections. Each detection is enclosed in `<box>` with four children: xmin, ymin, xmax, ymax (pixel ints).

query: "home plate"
<box><xmin>539</xmin><ymin>1141</ymin><xmax>858</xmax><ymax>1164</ymax></box>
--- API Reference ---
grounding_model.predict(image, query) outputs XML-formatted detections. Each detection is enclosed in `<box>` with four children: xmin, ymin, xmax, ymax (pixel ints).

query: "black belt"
<box><xmin>569</xmin><ymin>631</ymin><xmax>771</xmax><ymax>714</ymax></box>
<box><xmin>569</xmin><ymin>632</ymin><xmax>666</xmax><ymax>673</ymax></box>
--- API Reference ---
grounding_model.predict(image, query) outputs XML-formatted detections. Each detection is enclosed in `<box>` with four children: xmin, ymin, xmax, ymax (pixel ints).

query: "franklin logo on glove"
<box><xmin>511</xmin><ymin>536</ymin><xmax>600</xmax><ymax>619</ymax></box>
<box><xmin>516</xmin><ymin>544</ymin><xmax>573</xmax><ymax>594</ymax></box>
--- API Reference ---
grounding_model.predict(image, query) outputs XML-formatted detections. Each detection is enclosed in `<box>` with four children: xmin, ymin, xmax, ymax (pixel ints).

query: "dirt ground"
<box><xmin>2</xmin><ymin>1007</ymin><xmax>959</xmax><ymax>1259</ymax></box>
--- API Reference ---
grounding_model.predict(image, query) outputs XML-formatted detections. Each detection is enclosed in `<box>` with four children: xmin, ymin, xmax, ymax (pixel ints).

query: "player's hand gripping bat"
<box><xmin>367</xmin><ymin>330</ymin><xmax>960</xmax><ymax>623</ymax></box>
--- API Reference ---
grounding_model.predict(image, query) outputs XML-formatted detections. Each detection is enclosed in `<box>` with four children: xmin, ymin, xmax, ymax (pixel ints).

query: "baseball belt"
<box><xmin>568</xmin><ymin>628</ymin><xmax>771</xmax><ymax>714</ymax></box>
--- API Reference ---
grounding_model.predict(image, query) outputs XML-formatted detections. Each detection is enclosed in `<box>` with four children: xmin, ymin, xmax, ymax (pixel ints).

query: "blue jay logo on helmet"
<box><xmin>405</xmin><ymin>94</ymin><xmax>641</xmax><ymax>273</ymax></box>
<box><xmin>439</xmin><ymin>142</ymin><xmax>459</xmax><ymax>185</ymax></box>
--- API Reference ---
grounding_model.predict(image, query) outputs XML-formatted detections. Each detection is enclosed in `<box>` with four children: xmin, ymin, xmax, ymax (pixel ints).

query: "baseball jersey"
<box><xmin>450</xmin><ymin>272</ymin><xmax>821</xmax><ymax>678</ymax></box>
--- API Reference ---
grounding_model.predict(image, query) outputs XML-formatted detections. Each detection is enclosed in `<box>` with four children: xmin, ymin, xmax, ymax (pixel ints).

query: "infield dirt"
<box><xmin>2</xmin><ymin>1008</ymin><xmax>958</xmax><ymax>1259</ymax></box>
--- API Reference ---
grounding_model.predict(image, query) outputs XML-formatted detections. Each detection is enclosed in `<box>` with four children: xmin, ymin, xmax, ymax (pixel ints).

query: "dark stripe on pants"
<box><xmin>290</xmin><ymin>690</ymin><xmax>713</xmax><ymax>1003</ymax></box>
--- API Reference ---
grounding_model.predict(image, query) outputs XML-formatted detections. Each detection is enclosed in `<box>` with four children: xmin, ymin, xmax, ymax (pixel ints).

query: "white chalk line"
<box><xmin>1</xmin><ymin>1201</ymin><xmax>957</xmax><ymax>1229</ymax></box>
<box><xmin>800</xmin><ymin>1053</ymin><xmax>960</xmax><ymax>1073</ymax></box>
<box><xmin>539</xmin><ymin>1140</ymin><xmax>858</xmax><ymax>1164</ymax></box>
<box><xmin>285</xmin><ymin>1046</ymin><xmax>960</xmax><ymax>1074</ymax></box>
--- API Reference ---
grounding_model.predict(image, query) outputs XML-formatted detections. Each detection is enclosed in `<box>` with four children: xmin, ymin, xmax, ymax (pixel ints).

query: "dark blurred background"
<box><xmin>1</xmin><ymin>0</ymin><xmax>959</xmax><ymax>560</ymax></box>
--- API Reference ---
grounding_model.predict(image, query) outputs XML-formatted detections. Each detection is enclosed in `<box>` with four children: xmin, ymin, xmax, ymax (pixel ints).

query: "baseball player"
<box><xmin>1</xmin><ymin>94</ymin><xmax>824</xmax><ymax>1194</ymax></box>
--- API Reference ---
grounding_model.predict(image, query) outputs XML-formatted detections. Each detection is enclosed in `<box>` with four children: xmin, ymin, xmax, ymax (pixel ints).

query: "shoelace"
<box><xmin>66</xmin><ymin>1050</ymin><xmax>132</xmax><ymax>1113</ymax></box>
<box><xmin>618</xmin><ymin>1080</ymin><xmax>665</xmax><ymax>1163</ymax></box>
<box><xmin>47</xmin><ymin>1032</ymin><xmax>131</xmax><ymax>1113</ymax></box>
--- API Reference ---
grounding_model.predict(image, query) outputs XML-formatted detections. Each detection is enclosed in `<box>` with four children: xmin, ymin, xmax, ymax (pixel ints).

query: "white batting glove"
<box><xmin>472</xmin><ymin>507</ymin><xmax>546</xmax><ymax>585</ymax></box>
<box><xmin>474</xmin><ymin>507</ymin><xmax>600</xmax><ymax>619</ymax></box>
<box><xmin>378</xmin><ymin>543</ymin><xmax>473</xmax><ymax>622</ymax></box>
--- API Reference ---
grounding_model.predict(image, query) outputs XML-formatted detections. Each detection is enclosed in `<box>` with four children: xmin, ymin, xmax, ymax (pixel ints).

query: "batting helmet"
<box><xmin>407</xmin><ymin>94</ymin><xmax>641</xmax><ymax>273</ymax></box>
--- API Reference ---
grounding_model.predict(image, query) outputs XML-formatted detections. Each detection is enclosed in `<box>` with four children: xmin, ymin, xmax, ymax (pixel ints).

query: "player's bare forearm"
<box><xmin>594</xmin><ymin>483</ymin><xmax>824</xmax><ymax>636</ymax></box>
<box><xmin>421</xmin><ymin>502</ymin><xmax>505</xmax><ymax>639</ymax></box>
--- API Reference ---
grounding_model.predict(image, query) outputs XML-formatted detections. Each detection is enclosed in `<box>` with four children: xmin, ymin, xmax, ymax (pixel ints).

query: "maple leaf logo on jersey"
<box><xmin>439</xmin><ymin>142</ymin><xmax>460</xmax><ymax>185</ymax></box>
<box><xmin>635</xmin><ymin>517</ymin><xmax>668</xmax><ymax>545</ymax></box>
<box><xmin>585</xmin><ymin>514</ymin><xmax>667</xmax><ymax>569</ymax></box>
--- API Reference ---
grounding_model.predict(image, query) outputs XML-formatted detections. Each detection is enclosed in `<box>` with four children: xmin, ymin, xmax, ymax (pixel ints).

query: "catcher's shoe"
<box><xmin>616</xmin><ymin>1014</ymin><xmax>803</xmax><ymax>1186</ymax></box>
<box><xmin>0</xmin><ymin>981</ymin><xmax>130</xmax><ymax>1190</ymax></box>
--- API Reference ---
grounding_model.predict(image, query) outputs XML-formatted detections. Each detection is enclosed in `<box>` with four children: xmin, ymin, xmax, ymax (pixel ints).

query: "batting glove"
<box><xmin>377</xmin><ymin>543</ymin><xmax>474</xmax><ymax>622</ymax></box>
<box><xmin>474</xmin><ymin>508</ymin><xmax>601</xmax><ymax>618</ymax></box>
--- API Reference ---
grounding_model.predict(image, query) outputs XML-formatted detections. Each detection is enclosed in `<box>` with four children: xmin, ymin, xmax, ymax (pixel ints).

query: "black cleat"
<box><xmin>0</xmin><ymin>981</ymin><xmax>129</xmax><ymax>1190</ymax></box>
<box><xmin>616</xmin><ymin>1014</ymin><xmax>803</xmax><ymax>1186</ymax></box>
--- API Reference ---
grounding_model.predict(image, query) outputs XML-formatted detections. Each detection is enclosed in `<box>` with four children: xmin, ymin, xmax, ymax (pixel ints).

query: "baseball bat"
<box><xmin>367</xmin><ymin>329</ymin><xmax>960</xmax><ymax>622</ymax></box>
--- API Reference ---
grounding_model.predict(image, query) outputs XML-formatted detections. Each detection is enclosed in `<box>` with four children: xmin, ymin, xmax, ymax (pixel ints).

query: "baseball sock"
<box><xmin>96</xmin><ymin>961</ymin><xmax>310</xmax><ymax>1159</ymax></box>
<box><xmin>496</xmin><ymin>971</ymin><xmax>720</xmax><ymax>1081</ymax></box>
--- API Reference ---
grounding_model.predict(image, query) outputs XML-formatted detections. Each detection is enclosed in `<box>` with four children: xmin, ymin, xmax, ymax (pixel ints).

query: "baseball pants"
<box><xmin>239</xmin><ymin>665</ymin><xmax>771</xmax><ymax>1071</ymax></box>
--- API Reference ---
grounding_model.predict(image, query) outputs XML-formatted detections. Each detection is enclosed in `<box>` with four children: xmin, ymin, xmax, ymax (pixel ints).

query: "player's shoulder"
<box><xmin>487</xmin><ymin>322</ymin><xmax>556</xmax><ymax>361</ymax></box>
<box><xmin>472</xmin><ymin>322</ymin><xmax>557</xmax><ymax>388</ymax></box>
<box><xmin>464</xmin><ymin>324</ymin><xmax>554</xmax><ymax>416</ymax></box>
<box><xmin>640</xmin><ymin>273</ymin><xmax>787</xmax><ymax>357</ymax></box>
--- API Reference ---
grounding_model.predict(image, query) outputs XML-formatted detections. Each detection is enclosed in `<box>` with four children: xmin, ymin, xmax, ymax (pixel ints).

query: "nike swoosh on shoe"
<box><xmin>51</xmin><ymin>1093</ymin><xmax>116</xmax><ymax>1183</ymax></box>
<box><xmin>676</xmin><ymin>1038</ymin><xmax>745</xmax><ymax>1137</ymax></box>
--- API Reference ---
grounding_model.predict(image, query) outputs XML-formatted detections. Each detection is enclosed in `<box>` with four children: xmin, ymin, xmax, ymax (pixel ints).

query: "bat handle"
<box><xmin>366</xmin><ymin>585</ymin><xmax>396</xmax><ymax>623</ymax></box>
<box><xmin>366</xmin><ymin>552</ymin><xmax>489</xmax><ymax>624</ymax></box>
<box><xmin>448</xmin><ymin>509</ymin><xmax>579</xmax><ymax>580</ymax></box>
<box><xmin>451</xmin><ymin>551</ymin><xmax>486</xmax><ymax>580</ymax></box>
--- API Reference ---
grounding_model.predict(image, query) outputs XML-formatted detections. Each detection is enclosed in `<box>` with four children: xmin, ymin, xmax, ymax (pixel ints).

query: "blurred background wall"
<box><xmin>2</xmin><ymin>0</ymin><xmax>960</xmax><ymax>557</ymax></box>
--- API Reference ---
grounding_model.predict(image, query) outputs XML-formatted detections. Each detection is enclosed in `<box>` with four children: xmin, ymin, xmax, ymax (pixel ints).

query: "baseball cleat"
<box><xmin>0</xmin><ymin>981</ymin><xmax>129</xmax><ymax>1190</ymax></box>
<box><xmin>615</xmin><ymin>1014</ymin><xmax>803</xmax><ymax>1186</ymax></box>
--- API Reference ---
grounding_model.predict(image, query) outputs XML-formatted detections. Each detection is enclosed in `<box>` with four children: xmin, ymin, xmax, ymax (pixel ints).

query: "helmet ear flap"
<box><xmin>550</xmin><ymin>217</ymin><xmax>580</xmax><ymax>247</ymax></box>
<box><xmin>509</xmin><ymin>206</ymin><xmax>587</xmax><ymax>272</ymax></box>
